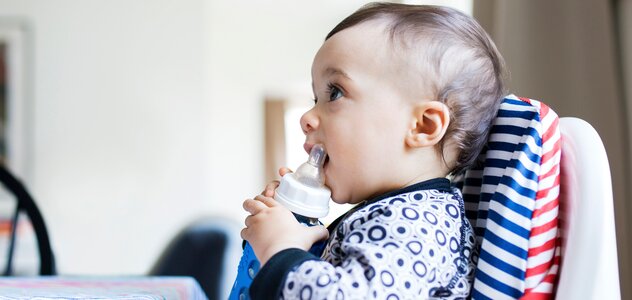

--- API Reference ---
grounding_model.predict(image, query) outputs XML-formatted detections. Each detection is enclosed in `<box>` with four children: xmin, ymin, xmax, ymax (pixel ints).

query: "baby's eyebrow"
<box><xmin>324</xmin><ymin>67</ymin><xmax>351</xmax><ymax>81</ymax></box>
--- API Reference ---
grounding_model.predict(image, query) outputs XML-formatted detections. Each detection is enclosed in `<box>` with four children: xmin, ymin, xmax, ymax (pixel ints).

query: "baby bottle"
<box><xmin>228</xmin><ymin>144</ymin><xmax>331</xmax><ymax>300</ymax></box>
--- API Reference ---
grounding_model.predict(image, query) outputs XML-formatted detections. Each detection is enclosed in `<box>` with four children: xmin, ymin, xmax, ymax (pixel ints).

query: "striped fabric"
<box><xmin>454</xmin><ymin>95</ymin><xmax>561</xmax><ymax>299</ymax></box>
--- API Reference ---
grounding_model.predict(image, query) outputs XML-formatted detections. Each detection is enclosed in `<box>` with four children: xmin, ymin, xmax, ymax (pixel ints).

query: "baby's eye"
<box><xmin>328</xmin><ymin>84</ymin><xmax>343</xmax><ymax>101</ymax></box>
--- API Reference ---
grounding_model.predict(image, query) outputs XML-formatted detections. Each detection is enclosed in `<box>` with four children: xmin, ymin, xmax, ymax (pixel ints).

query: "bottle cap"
<box><xmin>274</xmin><ymin>144</ymin><xmax>330</xmax><ymax>218</ymax></box>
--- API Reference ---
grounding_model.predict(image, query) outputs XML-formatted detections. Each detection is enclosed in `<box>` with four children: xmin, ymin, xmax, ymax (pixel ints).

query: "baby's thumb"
<box><xmin>306</xmin><ymin>225</ymin><xmax>329</xmax><ymax>243</ymax></box>
<box><xmin>279</xmin><ymin>167</ymin><xmax>293</xmax><ymax>177</ymax></box>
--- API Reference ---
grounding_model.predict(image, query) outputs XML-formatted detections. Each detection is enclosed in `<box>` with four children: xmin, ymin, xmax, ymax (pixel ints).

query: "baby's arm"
<box><xmin>250</xmin><ymin>197</ymin><xmax>476</xmax><ymax>299</ymax></box>
<box><xmin>249</xmin><ymin>207</ymin><xmax>409</xmax><ymax>299</ymax></box>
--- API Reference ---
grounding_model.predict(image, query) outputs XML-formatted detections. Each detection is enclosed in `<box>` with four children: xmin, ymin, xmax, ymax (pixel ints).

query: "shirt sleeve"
<box><xmin>249</xmin><ymin>248</ymin><xmax>320</xmax><ymax>300</ymax></box>
<box><xmin>251</xmin><ymin>194</ymin><xmax>477</xmax><ymax>299</ymax></box>
<box><xmin>280</xmin><ymin>239</ymin><xmax>403</xmax><ymax>299</ymax></box>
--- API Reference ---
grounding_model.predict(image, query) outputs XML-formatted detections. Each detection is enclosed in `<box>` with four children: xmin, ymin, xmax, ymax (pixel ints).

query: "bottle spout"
<box><xmin>294</xmin><ymin>144</ymin><xmax>327</xmax><ymax>188</ymax></box>
<box><xmin>307</xmin><ymin>144</ymin><xmax>327</xmax><ymax>168</ymax></box>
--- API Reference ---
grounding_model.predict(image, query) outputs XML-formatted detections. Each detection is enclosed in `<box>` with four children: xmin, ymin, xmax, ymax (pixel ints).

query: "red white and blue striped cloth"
<box><xmin>454</xmin><ymin>95</ymin><xmax>561</xmax><ymax>299</ymax></box>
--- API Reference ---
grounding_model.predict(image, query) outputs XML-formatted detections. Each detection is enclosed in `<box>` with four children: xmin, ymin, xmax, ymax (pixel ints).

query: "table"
<box><xmin>0</xmin><ymin>276</ymin><xmax>208</xmax><ymax>299</ymax></box>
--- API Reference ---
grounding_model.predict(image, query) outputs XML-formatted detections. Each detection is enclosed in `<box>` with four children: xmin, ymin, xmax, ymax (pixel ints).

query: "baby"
<box><xmin>241</xmin><ymin>2</ymin><xmax>506</xmax><ymax>299</ymax></box>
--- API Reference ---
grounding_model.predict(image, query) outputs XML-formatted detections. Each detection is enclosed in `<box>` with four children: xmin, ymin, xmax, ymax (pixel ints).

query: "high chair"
<box><xmin>556</xmin><ymin>117</ymin><xmax>620</xmax><ymax>299</ymax></box>
<box><xmin>455</xmin><ymin>95</ymin><xmax>621</xmax><ymax>299</ymax></box>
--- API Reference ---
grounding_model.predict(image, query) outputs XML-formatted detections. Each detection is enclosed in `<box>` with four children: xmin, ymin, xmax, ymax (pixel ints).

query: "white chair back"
<box><xmin>556</xmin><ymin>117</ymin><xmax>620</xmax><ymax>299</ymax></box>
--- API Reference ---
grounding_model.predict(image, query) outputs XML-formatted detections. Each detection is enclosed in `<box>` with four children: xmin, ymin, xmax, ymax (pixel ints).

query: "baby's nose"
<box><xmin>300</xmin><ymin>108</ymin><xmax>319</xmax><ymax>135</ymax></box>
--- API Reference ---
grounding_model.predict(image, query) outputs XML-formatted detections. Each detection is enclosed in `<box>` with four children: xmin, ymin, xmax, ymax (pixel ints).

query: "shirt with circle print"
<box><xmin>249</xmin><ymin>178</ymin><xmax>478</xmax><ymax>300</ymax></box>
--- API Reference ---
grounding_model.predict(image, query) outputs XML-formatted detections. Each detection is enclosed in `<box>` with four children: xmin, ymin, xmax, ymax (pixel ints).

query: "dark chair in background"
<box><xmin>0</xmin><ymin>165</ymin><xmax>56</xmax><ymax>276</ymax></box>
<box><xmin>150</xmin><ymin>217</ymin><xmax>242</xmax><ymax>300</ymax></box>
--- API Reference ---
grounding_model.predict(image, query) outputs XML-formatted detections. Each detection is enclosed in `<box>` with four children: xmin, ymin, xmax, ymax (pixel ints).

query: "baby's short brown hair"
<box><xmin>327</xmin><ymin>2</ymin><xmax>507</xmax><ymax>175</ymax></box>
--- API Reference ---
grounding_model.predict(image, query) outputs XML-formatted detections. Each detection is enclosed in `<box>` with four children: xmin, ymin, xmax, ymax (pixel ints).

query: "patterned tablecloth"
<box><xmin>0</xmin><ymin>276</ymin><xmax>208</xmax><ymax>300</ymax></box>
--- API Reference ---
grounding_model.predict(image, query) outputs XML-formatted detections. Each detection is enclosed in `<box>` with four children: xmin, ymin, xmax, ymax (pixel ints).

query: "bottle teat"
<box><xmin>294</xmin><ymin>144</ymin><xmax>327</xmax><ymax>188</ymax></box>
<box><xmin>274</xmin><ymin>144</ymin><xmax>330</xmax><ymax>218</ymax></box>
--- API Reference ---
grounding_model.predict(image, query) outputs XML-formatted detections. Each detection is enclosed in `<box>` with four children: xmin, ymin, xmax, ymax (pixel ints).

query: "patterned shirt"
<box><xmin>250</xmin><ymin>178</ymin><xmax>478</xmax><ymax>299</ymax></box>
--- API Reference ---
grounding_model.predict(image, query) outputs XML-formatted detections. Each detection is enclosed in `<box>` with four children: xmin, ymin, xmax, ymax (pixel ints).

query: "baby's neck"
<box><xmin>399</xmin><ymin>169</ymin><xmax>448</xmax><ymax>190</ymax></box>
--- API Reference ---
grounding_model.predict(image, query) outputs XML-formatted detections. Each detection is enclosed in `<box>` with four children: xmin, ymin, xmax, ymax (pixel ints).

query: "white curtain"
<box><xmin>474</xmin><ymin>0</ymin><xmax>631</xmax><ymax>298</ymax></box>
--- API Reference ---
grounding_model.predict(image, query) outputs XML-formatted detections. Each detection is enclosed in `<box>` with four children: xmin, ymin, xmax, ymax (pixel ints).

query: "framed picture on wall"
<box><xmin>0</xmin><ymin>19</ymin><xmax>37</xmax><ymax>275</ymax></box>
<box><xmin>0</xmin><ymin>19</ymin><xmax>30</xmax><ymax>180</ymax></box>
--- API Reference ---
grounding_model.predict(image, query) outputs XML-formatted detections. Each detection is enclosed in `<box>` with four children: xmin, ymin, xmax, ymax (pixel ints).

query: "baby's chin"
<box><xmin>330</xmin><ymin>196</ymin><xmax>348</xmax><ymax>205</ymax></box>
<box><xmin>328</xmin><ymin>189</ymin><xmax>346</xmax><ymax>204</ymax></box>
<box><xmin>330</xmin><ymin>190</ymin><xmax>364</xmax><ymax>205</ymax></box>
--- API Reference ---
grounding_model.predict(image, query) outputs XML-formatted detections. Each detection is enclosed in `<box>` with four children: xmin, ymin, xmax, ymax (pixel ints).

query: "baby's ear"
<box><xmin>405</xmin><ymin>101</ymin><xmax>450</xmax><ymax>148</ymax></box>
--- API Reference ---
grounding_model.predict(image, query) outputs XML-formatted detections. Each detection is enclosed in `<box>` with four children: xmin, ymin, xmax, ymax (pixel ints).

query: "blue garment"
<box><xmin>250</xmin><ymin>178</ymin><xmax>478</xmax><ymax>299</ymax></box>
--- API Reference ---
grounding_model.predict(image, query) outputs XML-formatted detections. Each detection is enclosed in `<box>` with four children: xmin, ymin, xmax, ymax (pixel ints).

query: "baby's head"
<box><xmin>301</xmin><ymin>3</ymin><xmax>505</xmax><ymax>204</ymax></box>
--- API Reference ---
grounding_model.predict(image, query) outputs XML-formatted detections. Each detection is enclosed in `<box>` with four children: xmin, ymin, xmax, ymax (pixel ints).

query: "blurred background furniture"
<box><xmin>150</xmin><ymin>217</ymin><xmax>242</xmax><ymax>300</ymax></box>
<box><xmin>556</xmin><ymin>117</ymin><xmax>621</xmax><ymax>299</ymax></box>
<box><xmin>0</xmin><ymin>276</ymin><xmax>207</xmax><ymax>299</ymax></box>
<box><xmin>0</xmin><ymin>164</ymin><xmax>55</xmax><ymax>275</ymax></box>
<box><xmin>0</xmin><ymin>163</ymin><xmax>236</xmax><ymax>299</ymax></box>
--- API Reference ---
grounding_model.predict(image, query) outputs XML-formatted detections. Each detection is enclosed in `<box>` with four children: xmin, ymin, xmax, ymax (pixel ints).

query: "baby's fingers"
<box><xmin>307</xmin><ymin>225</ymin><xmax>329</xmax><ymax>243</ymax></box>
<box><xmin>260</xmin><ymin>167</ymin><xmax>294</xmax><ymax>197</ymax></box>
<box><xmin>244</xmin><ymin>215</ymin><xmax>254</xmax><ymax>227</ymax></box>
<box><xmin>262</xmin><ymin>180</ymin><xmax>280</xmax><ymax>197</ymax></box>
<box><xmin>255</xmin><ymin>194</ymin><xmax>281</xmax><ymax>207</ymax></box>
<box><xmin>279</xmin><ymin>167</ymin><xmax>293</xmax><ymax>177</ymax></box>
<box><xmin>240</xmin><ymin>227</ymin><xmax>250</xmax><ymax>241</ymax></box>
<box><xmin>243</xmin><ymin>198</ymin><xmax>267</xmax><ymax>215</ymax></box>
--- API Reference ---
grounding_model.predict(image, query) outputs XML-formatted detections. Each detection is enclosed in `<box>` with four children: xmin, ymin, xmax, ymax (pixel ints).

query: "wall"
<box><xmin>0</xmin><ymin>0</ymin><xmax>389</xmax><ymax>275</ymax></box>
<box><xmin>619</xmin><ymin>1</ymin><xmax>632</xmax><ymax>297</ymax></box>
<box><xmin>0</xmin><ymin>0</ymin><xmax>472</xmax><ymax>278</ymax></box>
<box><xmin>203</xmin><ymin>0</ymin><xmax>374</xmax><ymax>224</ymax></box>
<box><xmin>0</xmin><ymin>0</ymin><xmax>209</xmax><ymax>274</ymax></box>
<box><xmin>475</xmin><ymin>0</ymin><xmax>631</xmax><ymax>298</ymax></box>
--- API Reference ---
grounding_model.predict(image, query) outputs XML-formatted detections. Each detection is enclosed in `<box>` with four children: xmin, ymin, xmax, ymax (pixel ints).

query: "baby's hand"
<box><xmin>241</xmin><ymin>194</ymin><xmax>328</xmax><ymax>266</ymax></box>
<box><xmin>260</xmin><ymin>167</ymin><xmax>293</xmax><ymax>198</ymax></box>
